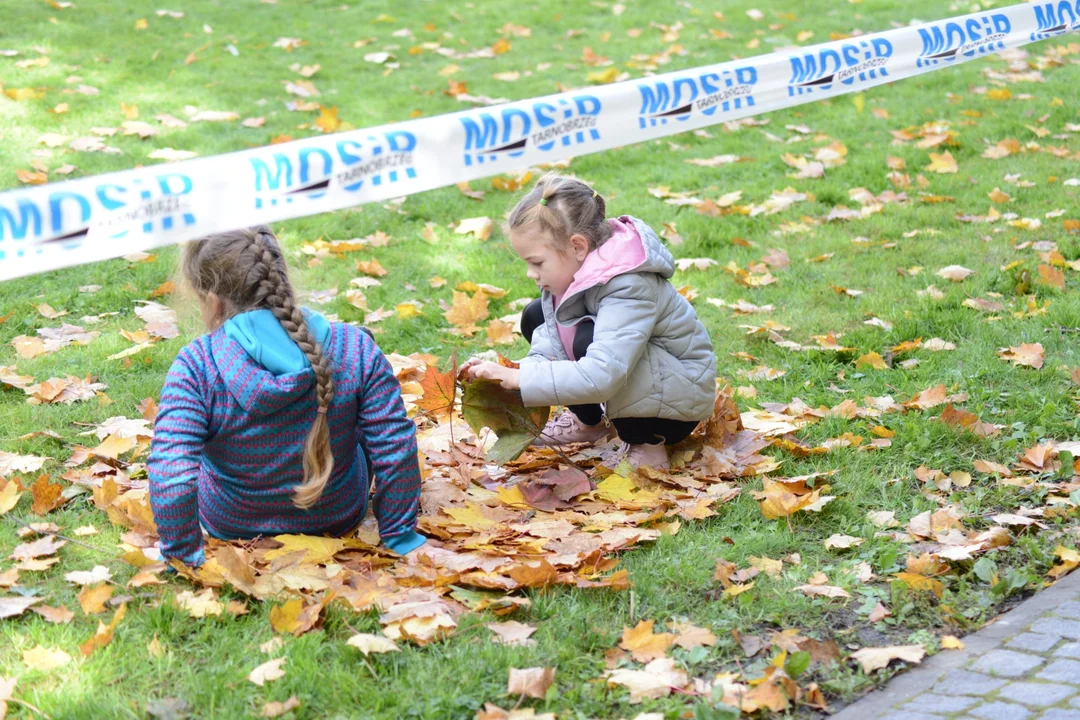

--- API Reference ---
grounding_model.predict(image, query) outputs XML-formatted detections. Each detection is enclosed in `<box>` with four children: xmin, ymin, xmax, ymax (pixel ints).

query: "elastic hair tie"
<box><xmin>538</xmin><ymin>198</ymin><xmax>548</xmax><ymax>206</ymax></box>
<box><xmin>593</xmin><ymin>191</ymin><xmax>599</xmax><ymax>199</ymax></box>
<box><xmin>316</xmin><ymin>406</ymin><xmax>328</xmax><ymax>415</ymax></box>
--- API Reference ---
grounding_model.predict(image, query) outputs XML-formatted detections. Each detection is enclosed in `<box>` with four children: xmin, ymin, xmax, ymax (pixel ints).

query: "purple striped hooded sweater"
<box><xmin>148</xmin><ymin>310</ymin><xmax>423</xmax><ymax>566</ymax></box>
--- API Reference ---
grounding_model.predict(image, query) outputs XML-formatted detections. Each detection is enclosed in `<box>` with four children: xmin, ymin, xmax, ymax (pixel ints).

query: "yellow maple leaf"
<box><xmin>93</xmin><ymin>433</ymin><xmax>138</xmax><ymax>460</ymax></box>
<box><xmin>80</xmin><ymin>603</ymin><xmax>127</xmax><ymax>657</ymax></box>
<box><xmin>925</xmin><ymin>151</ymin><xmax>958</xmax><ymax>174</ymax></box>
<box><xmin>314</xmin><ymin>105</ymin><xmax>341</xmax><ymax>133</ymax></box>
<box><xmin>269</xmin><ymin>598</ymin><xmax>304</xmax><ymax>634</ymax></box>
<box><xmin>593</xmin><ymin>473</ymin><xmax>636</xmax><ymax>503</ymax></box>
<box><xmin>485</xmin><ymin>319</ymin><xmax>516</xmax><ymax>346</ymax></box>
<box><xmin>892</xmin><ymin>572</ymin><xmax>944</xmax><ymax>598</ymax></box>
<box><xmin>855</xmin><ymin>352</ymin><xmax>887</xmax><ymax>370</ymax></box>
<box><xmin>587</xmin><ymin>67</ymin><xmax>619</xmax><ymax>84</ymax></box>
<box><xmin>941</xmin><ymin>635</ymin><xmax>965</xmax><ymax>650</ymax></box>
<box><xmin>0</xmin><ymin>479</ymin><xmax>23</xmax><ymax>515</ymax></box>
<box><xmin>619</xmin><ymin>620</ymin><xmax>675</xmax><ymax>662</ymax></box>
<box><xmin>355</xmin><ymin>258</ymin><xmax>388</xmax><ymax>277</ymax></box>
<box><xmin>78</xmin><ymin>583</ymin><xmax>112</xmax><ymax>614</ymax></box>
<box><xmin>263</xmin><ymin>535</ymin><xmax>345</xmax><ymax>564</ymax></box>
<box><xmin>443</xmin><ymin>290</ymin><xmax>489</xmax><ymax>332</ymax></box>
<box><xmin>23</xmin><ymin>645</ymin><xmax>72</xmax><ymax>671</ymax></box>
<box><xmin>444</xmin><ymin>502</ymin><xmax>499</xmax><ymax>531</ymax></box>
<box><xmin>454</xmin><ymin>217</ymin><xmax>494</xmax><ymax>241</ymax></box>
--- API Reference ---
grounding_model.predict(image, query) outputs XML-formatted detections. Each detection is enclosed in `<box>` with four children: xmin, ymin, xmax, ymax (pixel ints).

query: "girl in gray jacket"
<box><xmin>462</xmin><ymin>174</ymin><xmax>716</xmax><ymax>470</ymax></box>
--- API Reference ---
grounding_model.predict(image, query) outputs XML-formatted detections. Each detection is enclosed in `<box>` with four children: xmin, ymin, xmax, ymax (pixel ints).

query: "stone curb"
<box><xmin>830</xmin><ymin>570</ymin><xmax>1080</xmax><ymax>719</ymax></box>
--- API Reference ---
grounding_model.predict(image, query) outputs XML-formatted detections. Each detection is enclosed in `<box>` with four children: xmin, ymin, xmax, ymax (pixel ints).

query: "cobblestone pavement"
<box><xmin>831</xmin><ymin>570</ymin><xmax>1080</xmax><ymax>720</ymax></box>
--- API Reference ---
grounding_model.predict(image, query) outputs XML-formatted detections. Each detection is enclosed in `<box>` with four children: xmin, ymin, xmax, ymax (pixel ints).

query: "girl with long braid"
<box><xmin>148</xmin><ymin>226</ymin><xmax>425</xmax><ymax>567</ymax></box>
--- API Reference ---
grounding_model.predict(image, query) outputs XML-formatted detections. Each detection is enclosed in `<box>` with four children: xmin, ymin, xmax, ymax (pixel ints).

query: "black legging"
<box><xmin>520</xmin><ymin>298</ymin><xmax>698</xmax><ymax>445</ymax></box>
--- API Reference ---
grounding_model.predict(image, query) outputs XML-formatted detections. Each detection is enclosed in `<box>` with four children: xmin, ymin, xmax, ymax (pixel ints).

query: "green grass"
<box><xmin>2</xmin><ymin>0</ymin><xmax>1080</xmax><ymax>718</ymax></box>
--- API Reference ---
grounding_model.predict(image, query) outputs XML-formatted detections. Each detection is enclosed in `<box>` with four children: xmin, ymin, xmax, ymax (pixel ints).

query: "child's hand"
<box><xmin>464</xmin><ymin>361</ymin><xmax>521</xmax><ymax>390</ymax></box>
<box><xmin>457</xmin><ymin>357</ymin><xmax>483</xmax><ymax>380</ymax></box>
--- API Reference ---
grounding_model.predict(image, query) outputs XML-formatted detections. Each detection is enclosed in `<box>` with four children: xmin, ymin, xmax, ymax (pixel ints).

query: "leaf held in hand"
<box><xmin>461</xmin><ymin>378</ymin><xmax>549</xmax><ymax>464</ymax></box>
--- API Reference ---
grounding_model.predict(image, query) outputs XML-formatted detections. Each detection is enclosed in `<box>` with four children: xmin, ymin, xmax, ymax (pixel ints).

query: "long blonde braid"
<box><xmin>181</xmin><ymin>226</ymin><xmax>335</xmax><ymax>509</ymax></box>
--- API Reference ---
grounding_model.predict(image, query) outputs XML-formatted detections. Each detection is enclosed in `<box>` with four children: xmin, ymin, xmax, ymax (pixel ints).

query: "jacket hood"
<box><xmin>210</xmin><ymin>307</ymin><xmax>332</xmax><ymax>416</ymax></box>
<box><xmin>554</xmin><ymin>215</ymin><xmax>673</xmax><ymax>324</ymax></box>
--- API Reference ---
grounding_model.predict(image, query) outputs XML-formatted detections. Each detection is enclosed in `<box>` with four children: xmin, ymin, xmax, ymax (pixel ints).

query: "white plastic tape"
<box><xmin>0</xmin><ymin>1</ymin><xmax>1076</xmax><ymax>281</ymax></box>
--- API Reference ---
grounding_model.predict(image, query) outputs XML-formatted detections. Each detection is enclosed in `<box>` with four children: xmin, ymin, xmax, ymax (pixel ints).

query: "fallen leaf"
<box><xmin>487</xmin><ymin>621</ymin><xmax>537</xmax><ymax>647</ymax></box>
<box><xmin>905</xmin><ymin>384</ymin><xmax>947</xmax><ymax>410</ymax></box>
<box><xmin>455</xmin><ymin>217</ymin><xmax>494</xmax><ymax>241</ymax></box>
<box><xmin>64</xmin><ymin>565</ymin><xmax>112</xmax><ymax>586</ymax></box>
<box><xmin>868</xmin><ymin>602</ymin><xmax>892</xmax><ymax>622</ymax></box>
<box><xmin>671</xmin><ymin>622</ymin><xmax>717</xmax><ymax>650</ymax></box>
<box><xmin>998</xmin><ymin>343</ymin><xmax>1044</xmax><ymax>369</ymax></box>
<box><xmin>605</xmin><ymin>657</ymin><xmax>688</xmax><ymax>703</ymax></box>
<box><xmin>30</xmin><ymin>475</ymin><xmax>65</xmax><ymax>515</ymax></box>
<box><xmin>31</xmin><ymin>604</ymin><xmax>74</xmax><ymax>624</ymax></box>
<box><xmin>941</xmin><ymin>635</ymin><xmax>965</xmax><ymax>650</ymax></box>
<box><xmin>314</xmin><ymin>105</ymin><xmax>341</xmax><ymax>133</ymax></box>
<box><xmin>346</xmin><ymin>633</ymin><xmax>400</xmax><ymax>655</ymax></box>
<box><xmin>0</xmin><ymin>596</ymin><xmax>40</xmax><ymax>619</ymax></box>
<box><xmin>248</xmin><ymin>658</ymin><xmax>287</xmax><ymax>686</ymax></box>
<box><xmin>795</xmin><ymin>584</ymin><xmax>850</xmax><ymax>599</ymax></box>
<box><xmin>444</xmin><ymin>291</ymin><xmax>489</xmax><ymax>334</ymax></box>
<box><xmin>619</xmin><ymin>620</ymin><xmax>675</xmax><ymax>662</ymax></box>
<box><xmin>925</xmin><ymin>151</ymin><xmax>958</xmax><ymax>174</ymax></box>
<box><xmin>936</xmin><ymin>265</ymin><xmax>974</xmax><ymax>282</ymax></box>
<box><xmin>824</xmin><ymin>534</ymin><xmax>864</xmax><ymax>550</ymax></box>
<box><xmin>78</xmin><ymin>583</ymin><xmax>113</xmax><ymax>614</ymax></box>
<box><xmin>849</xmin><ymin>645</ymin><xmax>926</xmax><ymax>673</ymax></box>
<box><xmin>10</xmin><ymin>534</ymin><xmax>65</xmax><ymax>560</ymax></box>
<box><xmin>80</xmin><ymin>603</ymin><xmax>126</xmax><ymax>656</ymax></box>
<box><xmin>22</xmin><ymin>645</ymin><xmax>71</xmax><ymax>671</ymax></box>
<box><xmin>507</xmin><ymin>667</ymin><xmax>555</xmax><ymax>699</ymax></box>
<box><xmin>175</xmin><ymin>588</ymin><xmax>223</xmax><ymax>618</ymax></box>
<box><xmin>261</xmin><ymin>697</ymin><xmax>301</xmax><ymax>718</ymax></box>
<box><xmin>0</xmin><ymin>479</ymin><xmax>24</xmax><ymax>515</ymax></box>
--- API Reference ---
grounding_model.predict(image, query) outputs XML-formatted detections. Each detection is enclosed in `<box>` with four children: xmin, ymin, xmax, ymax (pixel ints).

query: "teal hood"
<box><xmin>224</xmin><ymin>308</ymin><xmax>332</xmax><ymax>375</ymax></box>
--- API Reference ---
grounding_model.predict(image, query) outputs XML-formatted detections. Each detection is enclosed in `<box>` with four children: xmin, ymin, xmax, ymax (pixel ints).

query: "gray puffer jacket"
<box><xmin>519</xmin><ymin>216</ymin><xmax>716</xmax><ymax>422</ymax></box>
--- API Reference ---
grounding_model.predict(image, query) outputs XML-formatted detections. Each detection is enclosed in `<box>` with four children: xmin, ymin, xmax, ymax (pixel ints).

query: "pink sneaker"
<box><xmin>602</xmin><ymin>441</ymin><xmax>670</xmax><ymax>470</ymax></box>
<box><xmin>534</xmin><ymin>412</ymin><xmax>615</xmax><ymax>447</ymax></box>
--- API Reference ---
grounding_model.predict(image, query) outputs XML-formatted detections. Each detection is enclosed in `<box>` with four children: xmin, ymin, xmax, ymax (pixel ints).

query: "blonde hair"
<box><xmin>180</xmin><ymin>225</ymin><xmax>334</xmax><ymax>510</ymax></box>
<box><xmin>507</xmin><ymin>173</ymin><xmax>612</xmax><ymax>251</ymax></box>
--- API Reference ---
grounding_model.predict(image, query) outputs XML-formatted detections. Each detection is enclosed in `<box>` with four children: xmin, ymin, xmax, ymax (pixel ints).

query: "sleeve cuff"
<box><xmin>383</xmin><ymin>529</ymin><xmax>426</xmax><ymax>555</ymax></box>
<box><xmin>165</xmin><ymin>544</ymin><xmax>205</xmax><ymax>568</ymax></box>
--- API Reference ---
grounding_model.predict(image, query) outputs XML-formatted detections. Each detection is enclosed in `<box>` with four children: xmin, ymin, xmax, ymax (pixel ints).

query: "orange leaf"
<box><xmin>1038</xmin><ymin>263</ymin><xmax>1066</xmax><ymax>290</ymax></box>
<box><xmin>16</xmin><ymin>169</ymin><xmax>48</xmax><ymax>185</ymax></box>
<box><xmin>139</xmin><ymin>397</ymin><xmax>159</xmax><ymax>421</ymax></box>
<box><xmin>415</xmin><ymin>361</ymin><xmax>457</xmax><ymax>418</ymax></box>
<box><xmin>149</xmin><ymin>280</ymin><xmax>175</xmax><ymax>298</ymax></box>
<box><xmin>80</xmin><ymin>603</ymin><xmax>126</xmax><ymax>656</ymax></box>
<box><xmin>78</xmin><ymin>583</ymin><xmax>113</xmax><ymax>614</ymax></box>
<box><xmin>30</xmin><ymin>475</ymin><xmax>66</xmax><ymax>515</ymax></box>
<box><xmin>619</xmin><ymin>619</ymin><xmax>675</xmax><ymax>662</ymax></box>
<box><xmin>485</xmin><ymin>319</ymin><xmax>516</xmax><ymax>346</ymax></box>
<box><xmin>892</xmin><ymin>572</ymin><xmax>944</xmax><ymax>598</ymax></box>
<box><xmin>905</xmin><ymin>384</ymin><xmax>947</xmax><ymax>410</ymax></box>
<box><xmin>355</xmin><ymin>258</ymin><xmax>388</xmax><ymax>277</ymax></box>
<box><xmin>314</xmin><ymin>105</ymin><xmax>341</xmax><ymax>133</ymax></box>
<box><xmin>997</xmin><ymin>343</ymin><xmax>1044</xmax><ymax>369</ymax></box>
<box><xmin>443</xmin><ymin>290</ymin><xmax>489</xmax><ymax>333</ymax></box>
<box><xmin>506</xmin><ymin>559</ymin><xmax>558</xmax><ymax>588</ymax></box>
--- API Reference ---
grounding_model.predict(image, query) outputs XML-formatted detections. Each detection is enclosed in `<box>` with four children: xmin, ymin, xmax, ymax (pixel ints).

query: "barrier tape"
<box><xmin>0</xmin><ymin>1</ymin><xmax>1077</xmax><ymax>281</ymax></box>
